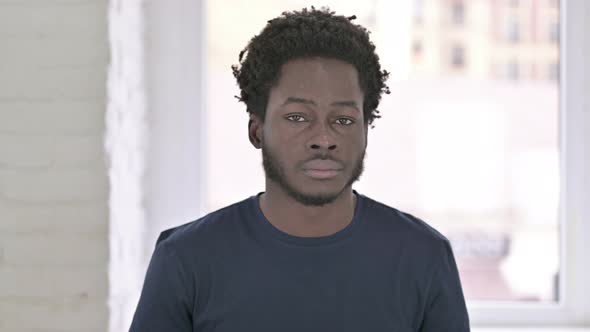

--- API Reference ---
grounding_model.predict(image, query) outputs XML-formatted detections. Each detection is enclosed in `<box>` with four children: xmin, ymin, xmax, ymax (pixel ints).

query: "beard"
<box><xmin>261</xmin><ymin>142</ymin><xmax>366</xmax><ymax>207</ymax></box>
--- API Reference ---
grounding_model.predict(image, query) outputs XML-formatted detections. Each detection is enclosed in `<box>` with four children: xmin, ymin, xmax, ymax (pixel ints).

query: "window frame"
<box><xmin>468</xmin><ymin>0</ymin><xmax>590</xmax><ymax>326</ymax></box>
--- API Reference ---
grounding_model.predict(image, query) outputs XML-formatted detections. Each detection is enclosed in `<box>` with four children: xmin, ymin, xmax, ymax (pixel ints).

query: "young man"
<box><xmin>130</xmin><ymin>7</ymin><xmax>470</xmax><ymax>332</ymax></box>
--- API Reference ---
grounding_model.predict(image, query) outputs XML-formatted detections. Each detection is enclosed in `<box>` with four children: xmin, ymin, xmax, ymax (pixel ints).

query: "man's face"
<box><xmin>256</xmin><ymin>57</ymin><xmax>368</xmax><ymax>206</ymax></box>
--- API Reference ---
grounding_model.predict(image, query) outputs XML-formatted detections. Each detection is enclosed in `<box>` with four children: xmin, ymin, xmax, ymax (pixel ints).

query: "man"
<box><xmin>130</xmin><ymin>7</ymin><xmax>470</xmax><ymax>332</ymax></box>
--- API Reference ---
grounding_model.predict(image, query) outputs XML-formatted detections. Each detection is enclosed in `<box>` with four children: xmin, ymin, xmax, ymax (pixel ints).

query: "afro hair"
<box><xmin>232</xmin><ymin>7</ymin><xmax>390</xmax><ymax>126</ymax></box>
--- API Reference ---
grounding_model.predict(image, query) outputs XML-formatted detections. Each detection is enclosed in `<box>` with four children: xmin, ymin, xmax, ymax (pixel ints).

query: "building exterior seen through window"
<box><xmin>451</xmin><ymin>1</ymin><xmax>465</xmax><ymax>25</ymax></box>
<box><xmin>451</xmin><ymin>45</ymin><xmax>465</xmax><ymax>68</ymax></box>
<box><xmin>206</xmin><ymin>0</ymin><xmax>560</xmax><ymax>303</ymax></box>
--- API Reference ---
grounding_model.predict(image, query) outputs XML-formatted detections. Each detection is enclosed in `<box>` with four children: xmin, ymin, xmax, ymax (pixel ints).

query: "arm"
<box><xmin>419</xmin><ymin>239</ymin><xmax>471</xmax><ymax>332</ymax></box>
<box><xmin>129</xmin><ymin>240</ymin><xmax>193</xmax><ymax>332</ymax></box>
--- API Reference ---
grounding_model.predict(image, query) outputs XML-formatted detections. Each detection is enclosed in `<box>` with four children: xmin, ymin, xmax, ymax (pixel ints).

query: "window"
<box><xmin>549</xmin><ymin>62</ymin><xmax>559</xmax><ymax>81</ymax></box>
<box><xmin>451</xmin><ymin>1</ymin><xmax>465</xmax><ymax>25</ymax></box>
<box><xmin>413</xmin><ymin>0</ymin><xmax>424</xmax><ymax>25</ymax></box>
<box><xmin>549</xmin><ymin>21</ymin><xmax>560</xmax><ymax>43</ymax></box>
<box><xmin>507</xmin><ymin>17</ymin><xmax>520</xmax><ymax>42</ymax></box>
<box><xmin>207</xmin><ymin>0</ymin><xmax>562</xmax><ymax>305</ymax></box>
<box><xmin>451</xmin><ymin>45</ymin><xmax>465</xmax><ymax>68</ymax></box>
<box><xmin>507</xmin><ymin>61</ymin><xmax>519</xmax><ymax>80</ymax></box>
<box><xmin>412</xmin><ymin>40</ymin><xmax>423</xmax><ymax>58</ymax></box>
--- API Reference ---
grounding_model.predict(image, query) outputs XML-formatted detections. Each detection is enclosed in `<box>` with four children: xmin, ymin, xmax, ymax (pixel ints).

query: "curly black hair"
<box><xmin>232</xmin><ymin>7</ymin><xmax>390</xmax><ymax>126</ymax></box>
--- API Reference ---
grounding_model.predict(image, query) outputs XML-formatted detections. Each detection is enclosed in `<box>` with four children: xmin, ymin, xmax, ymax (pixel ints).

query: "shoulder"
<box><xmin>359</xmin><ymin>194</ymin><xmax>458</xmax><ymax>282</ymax></box>
<box><xmin>360</xmin><ymin>193</ymin><xmax>451</xmax><ymax>250</ymax></box>
<box><xmin>155</xmin><ymin>196</ymin><xmax>253</xmax><ymax>252</ymax></box>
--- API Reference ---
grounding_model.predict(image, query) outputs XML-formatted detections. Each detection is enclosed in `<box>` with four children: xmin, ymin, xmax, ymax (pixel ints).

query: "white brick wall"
<box><xmin>0</xmin><ymin>0</ymin><xmax>110</xmax><ymax>331</ymax></box>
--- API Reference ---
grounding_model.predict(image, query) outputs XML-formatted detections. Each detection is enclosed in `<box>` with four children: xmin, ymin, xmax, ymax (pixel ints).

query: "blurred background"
<box><xmin>0</xmin><ymin>0</ymin><xmax>588</xmax><ymax>332</ymax></box>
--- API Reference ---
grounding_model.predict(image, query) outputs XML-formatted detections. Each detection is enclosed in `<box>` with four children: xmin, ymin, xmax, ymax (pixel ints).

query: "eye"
<box><xmin>286</xmin><ymin>114</ymin><xmax>307</xmax><ymax>122</ymax></box>
<box><xmin>335</xmin><ymin>118</ymin><xmax>355</xmax><ymax>126</ymax></box>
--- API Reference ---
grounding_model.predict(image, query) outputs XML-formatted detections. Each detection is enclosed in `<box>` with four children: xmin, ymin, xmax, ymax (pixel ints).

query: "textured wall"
<box><xmin>0</xmin><ymin>1</ymin><xmax>110</xmax><ymax>331</ymax></box>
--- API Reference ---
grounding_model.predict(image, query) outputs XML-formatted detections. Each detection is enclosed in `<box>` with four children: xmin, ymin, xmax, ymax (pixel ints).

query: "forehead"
<box><xmin>274</xmin><ymin>57</ymin><xmax>363</xmax><ymax>98</ymax></box>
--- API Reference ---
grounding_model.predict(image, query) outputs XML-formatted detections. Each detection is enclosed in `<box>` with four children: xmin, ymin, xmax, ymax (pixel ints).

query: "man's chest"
<box><xmin>192</xmin><ymin>245</ymin><xmax>420</xmax><ymax>332</ymax></box>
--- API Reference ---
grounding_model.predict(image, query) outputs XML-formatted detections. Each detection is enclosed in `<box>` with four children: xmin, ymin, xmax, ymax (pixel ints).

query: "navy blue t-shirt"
<box><xmin>129</xmin><ymin>191</ymin><xmax>470</xmax><ymax>331</ymax></box>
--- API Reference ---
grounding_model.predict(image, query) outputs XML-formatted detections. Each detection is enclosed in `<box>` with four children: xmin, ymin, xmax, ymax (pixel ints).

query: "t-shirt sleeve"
<box><xmin>129</xmin><ymin>240</ymin><xmax>193</xmax><ymax>332</ymax></box>
<box><xmin>419</xmin><ymin>239</ymin><xmax>471</xmax><ymax>332</ymax></box>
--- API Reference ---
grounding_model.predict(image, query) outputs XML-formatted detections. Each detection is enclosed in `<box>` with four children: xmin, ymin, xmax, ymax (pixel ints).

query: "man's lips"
<box><xmin>301</xmin><ymin>159</ymin><xmax>343</xmax><ymax>179</ymax></box>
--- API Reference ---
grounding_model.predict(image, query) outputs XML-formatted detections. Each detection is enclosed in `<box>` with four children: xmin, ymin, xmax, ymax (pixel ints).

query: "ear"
<box><xmin>248</xmin><ymin>114</ymin><xmax>263</xmax><ymax>149</ymax></box>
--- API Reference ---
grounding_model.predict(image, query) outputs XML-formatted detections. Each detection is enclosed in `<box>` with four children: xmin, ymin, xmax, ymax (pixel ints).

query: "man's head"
<box><xmin>232</xmin><ymin>7</ymin><xmax>389</xmax><ymax>206</ymax></box>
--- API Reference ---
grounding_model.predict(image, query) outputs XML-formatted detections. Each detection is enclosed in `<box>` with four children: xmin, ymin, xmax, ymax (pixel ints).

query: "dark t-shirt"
<box><xmin>129</xmin><ymin>191</ymin><xmax>470</xmax><ymax>332</ymax></box>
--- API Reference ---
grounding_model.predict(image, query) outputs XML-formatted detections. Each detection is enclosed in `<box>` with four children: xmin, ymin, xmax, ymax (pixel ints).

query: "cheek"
<box><xmin>345</xmin><ymin>131</ymin><xmax>367</xmax><ymax>154</ymax></box>
<box><xmin>263</xmin><ymin>136</ymin><xmax>298</xmax><ymax>167</ymax></box>
<box><xmin>266</xmin><ymin>128</ymin><xmax>305</xmax><ymax>162</ymax></box>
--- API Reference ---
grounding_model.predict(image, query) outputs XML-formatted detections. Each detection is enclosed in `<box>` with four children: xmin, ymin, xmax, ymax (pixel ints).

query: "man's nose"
<box><xmin>308</xmin><ymin>122</ymin><xmax>337</xmax><ymax>151</ymax></box>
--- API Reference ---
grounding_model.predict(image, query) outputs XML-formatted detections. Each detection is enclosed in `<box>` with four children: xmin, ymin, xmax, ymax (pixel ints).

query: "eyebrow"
<box><xmin>282</xmin><ymin>97</ymin><xmax>360</xmax><ymax>112</ymax></box>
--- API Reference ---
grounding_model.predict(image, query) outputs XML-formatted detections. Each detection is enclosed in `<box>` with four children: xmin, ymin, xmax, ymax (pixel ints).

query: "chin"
<box><xmin>289</xmin><ymin>191</ymin><xmax>340</xmax><ymax>207</ymax></box>
<box><xmin>287</xmin><ymin>182</ymin><xmax>349</xmax><ymax>207</ymax></box>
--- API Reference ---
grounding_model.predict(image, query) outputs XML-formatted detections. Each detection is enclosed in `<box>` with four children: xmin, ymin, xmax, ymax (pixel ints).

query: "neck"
<box><xmin>259</xmin><ymin>182</ymin><xmax>357</xmax><ymax>238</ymax></box>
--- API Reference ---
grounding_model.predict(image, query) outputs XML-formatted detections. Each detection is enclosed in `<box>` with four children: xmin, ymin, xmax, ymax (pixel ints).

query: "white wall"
<box><xmin>108</xmin><ymin>0</ymin><xmax>208</xmax><ymax>330</ymax></box>
<box><xmin>0</xmin><ymin>1</ymin><xmax>110</xmax><ymax>331</ymax></box>
<box><xmin>106</xmin><ymin>1</ymin><xmax>149</xmax><ymax>332</ymax></box>
<box><xmin>144</xmin><ymin>0</ymin><xmax>207</xmax><ymax>263</ymax></box>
